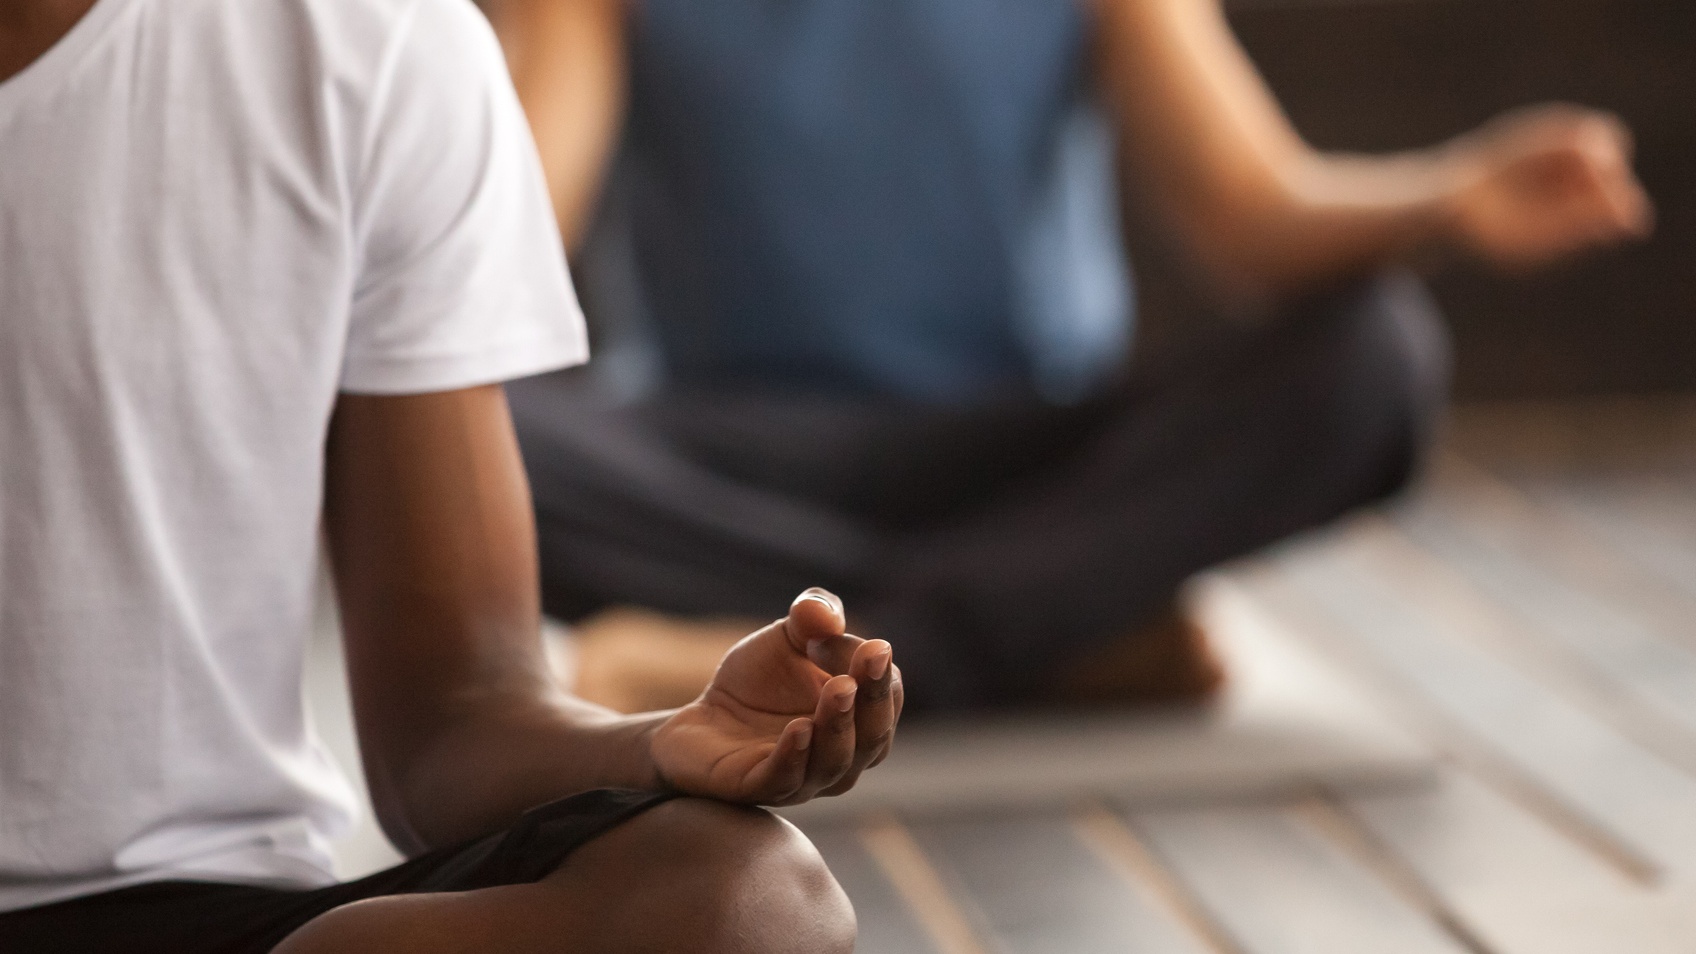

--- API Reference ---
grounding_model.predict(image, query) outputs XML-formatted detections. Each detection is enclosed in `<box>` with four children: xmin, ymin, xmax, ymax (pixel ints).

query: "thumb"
<box><xmin>782</xmin><ymin>588</ymin><xmax>846</xmax><ymax>654</ymax></box>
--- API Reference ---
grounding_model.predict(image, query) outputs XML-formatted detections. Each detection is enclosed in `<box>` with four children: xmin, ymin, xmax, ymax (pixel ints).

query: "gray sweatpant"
<box><xmin>507</xmin><ymin>271</ymin><xmax>1449</xmax><ymax>709</ymax></box>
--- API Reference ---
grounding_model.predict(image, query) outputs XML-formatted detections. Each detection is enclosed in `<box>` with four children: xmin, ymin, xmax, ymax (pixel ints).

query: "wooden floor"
<box><xmin>796</xmin><ymin>397</ymin><xmax>1696</xmax><ymax>954</ymax></box>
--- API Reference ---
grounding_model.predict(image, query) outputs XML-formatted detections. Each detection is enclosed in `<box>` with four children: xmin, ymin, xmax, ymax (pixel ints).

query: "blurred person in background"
<box><xmin>486</xmin><ymin>0</ymin><xmax>1652</xmax><ymax>713</ymax></box>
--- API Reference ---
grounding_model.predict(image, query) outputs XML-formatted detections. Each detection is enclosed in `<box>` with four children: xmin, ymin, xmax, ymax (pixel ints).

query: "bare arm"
<box><xmin>482</xmin><ymin>0</ymin><xmax>627</xmax><ymax>248</ymax></box>
<box><xmin>1092</xmin><ymin>0</ymin><xmax>1653</xmax><ymax>301</ymax></box>
<box><xmin>323</xmin><ymin>386</ymin><xmax>662</xmax><ymax>852</ymax></box>
<box><xmin>323</xmin><ymin>385</ymin><xmax>901</xmax><ymax>854</ymax></box>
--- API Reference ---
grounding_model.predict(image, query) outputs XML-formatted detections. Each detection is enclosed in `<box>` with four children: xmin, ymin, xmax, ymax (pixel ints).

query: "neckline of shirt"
<box><xmin>0</xmin><ymin>0</ymin><xmax>139</xmax><ymax>117</ymax></box>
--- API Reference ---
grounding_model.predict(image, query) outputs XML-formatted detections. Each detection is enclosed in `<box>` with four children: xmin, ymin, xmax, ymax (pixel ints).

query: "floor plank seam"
<box><xmin>1450</xmin><ymin>758</ymin><xmax>1665</xmax><ymax>889</ymax></box>
<box><xmin>1234</xmin><ymin>567</ymin><xmax>1666</xmax><ymax>887</ymax></box>
<box><xmin>1295</xmin><ymin>792</ymin><xmax>1500</xmax><ymax>954</ymax></box>
<box><xmin>857</xmin><ymin>814</ymin><xmax>992</xmax><ymax>954</ymax></box>
<box><xmin>1071</xmin><ymin>801</ymin><xmax>1250</xmax><ymax>954</ymax></box>
<box><xmin>1364</xmin><ymin>511</ymin><xmax>1696</xmax><ymax>782</ymax></box>
<box><xmin>1436</xmin><ymin>453</ymin><xmax>1696</xmax><ymax>653</ymax></box>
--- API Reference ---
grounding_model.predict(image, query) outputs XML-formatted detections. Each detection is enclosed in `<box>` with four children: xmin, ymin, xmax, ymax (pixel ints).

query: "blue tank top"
<box><xmin>602</xmin><ymin>0</ymin><xmax>1133</xmax><ymax>404</ymax></box>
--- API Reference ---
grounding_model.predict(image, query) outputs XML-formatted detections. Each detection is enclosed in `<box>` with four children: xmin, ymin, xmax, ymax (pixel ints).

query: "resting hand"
<box><xmin>649</xmin><ymin>589</ymin><xmax>902</xmax><ymax>806</ymax></box>
<box><xmin>1439</xmin><ymin>104</ymin><xmax>1653</xmax><ymax>269</ymax></box>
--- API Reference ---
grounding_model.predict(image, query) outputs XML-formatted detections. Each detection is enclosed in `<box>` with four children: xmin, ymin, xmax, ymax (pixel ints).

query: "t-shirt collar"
<box><xmin>0</xmin><ymin>0</ymin><xmax>138</xmax><ymax>117</ymax></box>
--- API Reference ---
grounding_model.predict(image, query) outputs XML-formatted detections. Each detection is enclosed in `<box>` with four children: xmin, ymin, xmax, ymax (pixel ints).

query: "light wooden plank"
<box><xmin>858</xmin><ymin>816</ymin><xmax>992</xmax><ymax>954</ymax></box>
<box><xmin>1235</xmin><ymin>546</ymin><xmax>1663</xmax><ymax>885</ymax></box>
<box><xmin>1429</xmin><ymin>463</ymin><xmax>1696</xmax><ymax>647</ymax></box>
<box><xmin>1398</xmin><ymin>461</ymin><xmax>1696</xmax><ymax>737</ymax></box>
<box><xmin>908</xmin><ymin>811</ymin><xmax>1213</xmax><ymax>954</ymax></box>
<box><xmin>1444</xmin><ymin>399</ymin><xmax>1696</xmax><ymax>601</ymax></box>
<box><xmin>1073</xmin><ymin>804</ymin><xmax>1244</xmax><ymax>954</ymax></box>
<box><xmin>1514</xmin><ymin>475</ymin><xmax>1696</xmax><ymax>608</ymax></box>
<box><xmin>1251</xmin><ymin>525</ymin><xmax>1696</xmax><ymax>879</ymax></box>
<box><xmin>1342</xmin><ymin>499</ymin><xmax>1696</xmax><ymax>779</ymax></box>
<box><xmin>1128</xmin><ymin>801</ymin><xmax>1468</xmax><ymax>954</ymax></box>
<box><xmin>1343</xmin><ymin>767</ymin><xmax>1696</xmax><ymax>954</ymax></box>
<box><xmin>801</xmin><ymin>824</ymin><xmax>944</xmax><ymax>954</ymax></box>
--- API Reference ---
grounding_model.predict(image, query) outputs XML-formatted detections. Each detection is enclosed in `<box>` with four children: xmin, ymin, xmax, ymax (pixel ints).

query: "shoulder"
<box><xmin>198</xmin><ymin>0</ymin><xmax>506</xmax><ymax>103</ymax></box>
<box><xmin>153</xmin><ymin>0</ymin><xmax>505</xmax><ymax>116</ymax></box>
<box><xmin>308</xmin><ymin>0</ymin><xmax>504</xmax><ymax>90</ymax></box>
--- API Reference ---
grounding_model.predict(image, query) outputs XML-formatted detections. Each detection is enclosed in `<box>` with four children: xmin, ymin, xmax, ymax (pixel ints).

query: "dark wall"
<box><xmin>1136</xmin><ymin>0</ymin><xmax>1695</xmax><ymax>400</ymax></box>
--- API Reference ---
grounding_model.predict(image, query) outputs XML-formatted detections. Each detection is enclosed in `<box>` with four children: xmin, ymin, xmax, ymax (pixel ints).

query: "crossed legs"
<box><xmin>273</xmin><ymin>799</ymin><xmax>855</xmax><ymax>954</ymax></box>
<box><xmin>511</xmin><ymin>270</ymin><xmax>1451</xmax><ymax>709</ymax></box>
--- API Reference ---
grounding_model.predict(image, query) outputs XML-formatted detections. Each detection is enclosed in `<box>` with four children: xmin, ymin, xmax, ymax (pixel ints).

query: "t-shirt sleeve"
<box><xmin>340</xmin><ymin>0</ymin><xmax>586</xmax><ymax>394</ymax></box>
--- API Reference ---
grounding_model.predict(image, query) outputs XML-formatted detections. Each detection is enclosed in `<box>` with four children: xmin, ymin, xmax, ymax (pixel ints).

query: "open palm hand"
<box><xmin>650</xmin><ymin>589</ymin><xmax>902</xmax><ymax>806</ymax></box>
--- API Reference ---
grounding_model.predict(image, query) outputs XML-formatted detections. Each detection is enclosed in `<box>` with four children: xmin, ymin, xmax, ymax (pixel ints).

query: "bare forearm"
<box><xmin>1192</xmin><ymin>149</ymin><xmax>1466</xmax><ymax>296</ymax></box>
<box><xmin>383</xmin><ymin>691</ymin><xmax>668</xmax><ymax>852</ymax></box>
<box><xmin>1095</xmin><ymin>0</ymin><xmax>1460</xmax><ymax>299</ymax></box>
<box><xmin>484</xmin><ymin>0</ymin><xmax>625</xmax><ymax>248</ymax></box>
<box><xmin>323</xmin><ymin>387</ymin><xmax>669</xmax><ymax>854</ymax></box>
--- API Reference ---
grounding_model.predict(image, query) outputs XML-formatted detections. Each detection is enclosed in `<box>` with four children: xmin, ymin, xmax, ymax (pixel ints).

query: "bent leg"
<box><xmin>506</xmin><ymin>371</ymin><xmax>879</xmax><ymax>622</ymax></box>
<box><xmin>870</xmin><ymin>269</ymin><xmax>1452</xmax><ymax>707</ymax></box>
<box><xmin>273</xmin><ymin>798</ymin><xmax>854</xmax><ymax>954</ymax></box>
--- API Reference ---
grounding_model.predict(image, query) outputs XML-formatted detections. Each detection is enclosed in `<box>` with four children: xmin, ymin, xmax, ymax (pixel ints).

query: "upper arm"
<box><xmin>483</xmin><ymin>0</ymin><xmax>629</xmax><ymax>248</ymax></box>
<box><xmin>344</xmin><ymin>0</ymin><xmax>586</xmax><ymax>396</ymax></box>
<box><xmin>1089</xmin><ymin>0</ymin><xmax>1309</xmax><ymax>230</ymax></box>
<box><xmin>322</xmin><ymin>385</ymin><xmax>554</xmax><ymax>842</ymax></box>
<box><xmin>319</xmin><ymin>0</ymin><xmax>597</xmax><ymax>850</ymax></box>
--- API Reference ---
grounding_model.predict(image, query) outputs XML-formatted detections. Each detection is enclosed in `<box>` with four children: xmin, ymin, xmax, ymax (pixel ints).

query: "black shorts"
<box><xmin>0</xmin><ymin>788</ymin><xmax>675</xmax><ymax>954</ymax></box>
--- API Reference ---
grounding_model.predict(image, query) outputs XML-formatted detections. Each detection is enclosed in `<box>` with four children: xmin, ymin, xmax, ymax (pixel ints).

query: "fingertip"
<box><xmin>862</xmin><ymin>639</ymin><xmax>893</xmax><ymax>681</ymax></box>
<box><xmin>786</xmin><ymin>588</ymin><xmax>847</xmax><ymax>649</ymax></box>
<box><xmin>827</xmin><ymin>673</ymin><xmax>858</xmax><ymax>713</ymax></box>
<box><xmin>1626</xmin><ymin>189</ymin><xmax>1656</xmax><ymax>235</ymax></box>
<box><xmin>1600</xmin><ymin>184</ymin><xmax>1653</xmax><ymax>239</ymax></box>
<box><xmin>792</xmin><ymin>587</ymin><xmax>843</xmax><ymax>618</ymax></box>
<box><xmin>789</xmin><ymin>717</ymin><xmax>814</xmax><ymax>752</ymax></box>
<box><xmin>1589</xmin><ymin>109</ymin><xmax>1633</xmax><ymax>150</ymax></box>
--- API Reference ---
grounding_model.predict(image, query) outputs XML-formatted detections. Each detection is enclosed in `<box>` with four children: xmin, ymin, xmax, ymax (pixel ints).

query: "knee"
<box><xmin>568</xmin><ymin>797</ymin><xmax>856</xmax><ymax>954</ymax></box>
<box><xmin>1354</xmin><ymin>269</ymin><xmax>1450</xmax><ymax>423</ymax></box>
<box><xmin>1293</xmin><ymin>268</ymin><xmax>1452</xmax><ymax>499</ymax></box>
<box><xmin>272</xmin><ymin>800</ymin><xmax>855</xmax><ymax>954</ymax></box>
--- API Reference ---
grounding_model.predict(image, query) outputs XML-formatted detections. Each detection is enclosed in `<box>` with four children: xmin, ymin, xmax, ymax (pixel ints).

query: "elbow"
<box><xmin>354</xmin><ymin>707</ymin><xmax>474</xmax><ymax>857</ymax></box>
<box><xmin>361</xmin><ymin>747</ymin><xmax>435</xmax><ymax>857</ymax></box>
<box><xmin>1164</xmin><ymin>160</ymin><xmax>1364</xmax><ymax>305</ymax></box>
<box><xmin>1170</xmin><ymin>201</ymin><xmax>1295</xmax><ymax>305</ymax></box>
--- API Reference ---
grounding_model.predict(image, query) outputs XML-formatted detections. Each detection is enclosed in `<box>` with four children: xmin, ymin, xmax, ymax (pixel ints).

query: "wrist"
<box><xmin>1422</xmin><ymin>140</ymin><xmax>1494</xmax><ymax>257</ymax></box>
<box><xmin>616</xmin><ymin>709</ymin><xmax>676</xmax><ymax>793</ymax></box>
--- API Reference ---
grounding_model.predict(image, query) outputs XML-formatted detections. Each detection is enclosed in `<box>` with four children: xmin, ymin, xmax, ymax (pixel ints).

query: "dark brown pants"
<box><xmin>508</xmin><ymin>271</ymin><xmax>1450</xmax><ymax>709</ymax></box>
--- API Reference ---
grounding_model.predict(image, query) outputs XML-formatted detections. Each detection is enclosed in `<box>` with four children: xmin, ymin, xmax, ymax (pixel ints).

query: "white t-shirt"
<box><xmin>0</xmin><ymin>0</ymin><xmax>586</xmax><ymax>912</ymax></box>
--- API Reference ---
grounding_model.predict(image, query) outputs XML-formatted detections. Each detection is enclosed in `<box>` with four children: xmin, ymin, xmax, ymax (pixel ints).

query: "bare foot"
<box><xmin>570</xmin><ymin>607</ymin><xmax>763</xmax><ymax>713</ymax></box>
<box><xmin>1046</xmin><ymin>602</ymin><xmax>1228</xmax><ymax>707</ymax></box>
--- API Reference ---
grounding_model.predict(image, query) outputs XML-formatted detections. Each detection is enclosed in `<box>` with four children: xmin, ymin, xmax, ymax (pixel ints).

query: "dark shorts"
<box><xmin>0</xmin><ymin>788</ymin><xmax>675</xmax><ymax>954</ymax></box>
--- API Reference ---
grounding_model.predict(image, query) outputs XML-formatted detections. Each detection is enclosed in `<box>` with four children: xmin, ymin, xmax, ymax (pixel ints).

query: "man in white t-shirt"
<box><xmin>0</xmin><ymin>0</ymin><xmax>897</xmax><ymax>949</ymax></box>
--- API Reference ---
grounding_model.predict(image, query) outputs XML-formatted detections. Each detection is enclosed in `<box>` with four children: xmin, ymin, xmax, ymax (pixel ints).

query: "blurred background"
<box><xmin>1132</xmin><ymin>0</ymin><xmax>1694</xmax><ymax>400</ymax></box>
<box><xmin>702</xmin><ymin>1</ymin><xmax>1696</xmax><ymax>951</ymax></box>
